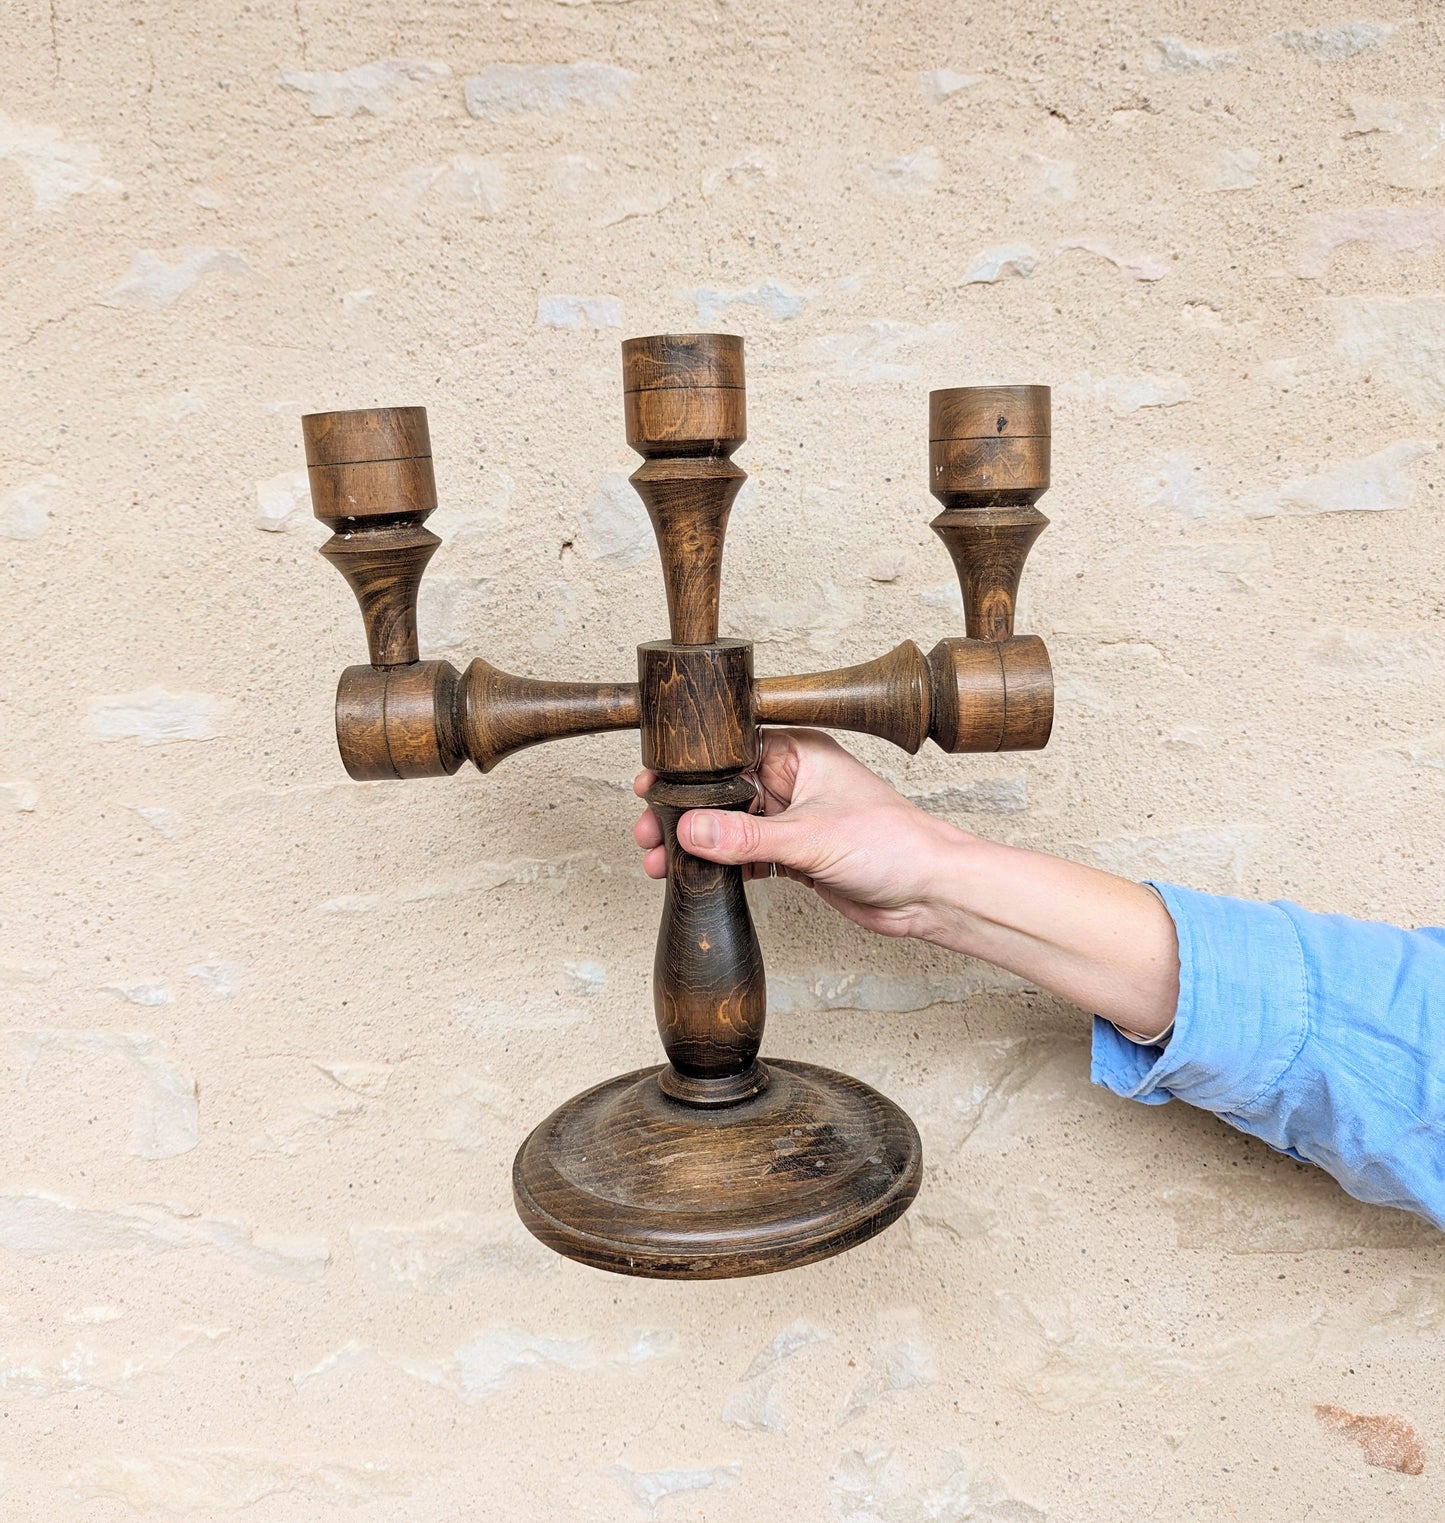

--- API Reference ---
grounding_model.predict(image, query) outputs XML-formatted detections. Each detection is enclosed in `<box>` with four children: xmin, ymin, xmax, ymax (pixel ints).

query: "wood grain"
<box><xmin>622</xmin><ymin>331</ymin><xmax>744</xmax><ymax>392</ymax></box>
<box><xmin>624</xmin><ymin>335</ymin><xmax>748</xmax><ymax>641</ymax></box>
<box><xmin>638</xmin><ymin>639</ymin><xmax>755</xmax><ymax>775</ymax></box>
<box><xmin>929</xmin><ymin>385</ymin><xmax>1049</xmax><ymax>442</ymax></box>
<box><xmin>646</xmin><ymin>774</ymin><xmax>767</xmax><ymax>1102</ymax></box>
<box><xmin>334</xmin><ymin>660</ymin><xmax>465</xmax><ymax>780</ymax></box>
<box><xmin>623</xmin><ymin>333</ymin><xmax>746</xmax><ymax>459</ymax></box>
<box><xmin>318</xmin><ymin>521</ymin><xmax>440</xmax><ymax>667</ymax></box>
<box><xmin>304</xmin><ymin>405</ymin><xmax>439</xmax><ymax>667</ymax></box>
<box><xmin>302</xmin><ymin>404</ymin><xmax>430</xmax><ymax>466</ymax></box>
<box><xmin>995</xmin><ymin>634</ymin><xmax>1054</xmax><ymax>750</ymax></box>
<box><xmin>459</xmin><ymin>660</ymin><xmax>640</xmax><ymax>773</ymax></box>
<box><xmin>929</xmin><ymin>436</ymin><xmax>1050</xmax><ymax>505</ymax></box>
<box><xmin>755</xmin><ymin>641</ymin><xmax>932</xmax><ymax>753</ymax></box>
<box><xmin>629</xmin><ymin>457</ymin><xmax>745</xmax><ymax>644</ymax></box>
<box><xmin>931</xmin><ymin>505</ymin><xmax>1049</xmax><ymax>642</ymax></box>
<box><xmin>928</xmin><ymin>384</ymin><xmax>1050</xmax><ymax>640</ymax></box>
<box><xmin>513</xmin><ymin>1059</ymin><xmax>922</xmax><ymax>1279</ymax></box>
<box><xmin>926</xmin><ymin>636</ymin><xmax>1053</xmax><ymax>752</ymax></box>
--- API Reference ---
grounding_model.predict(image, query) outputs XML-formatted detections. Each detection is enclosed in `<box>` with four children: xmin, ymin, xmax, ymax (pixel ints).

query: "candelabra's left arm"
<box><xmin>302</xmin><ymin>405</ymin><xmax>640</xmax><ymax>779</ymax></box>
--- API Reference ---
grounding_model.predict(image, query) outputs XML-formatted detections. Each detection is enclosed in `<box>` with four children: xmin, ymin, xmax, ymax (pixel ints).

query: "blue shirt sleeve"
<box><xmin>1090</xmin><ymin>881</ymin><xmax>1445</xmax><ymax>1230</ymax></box>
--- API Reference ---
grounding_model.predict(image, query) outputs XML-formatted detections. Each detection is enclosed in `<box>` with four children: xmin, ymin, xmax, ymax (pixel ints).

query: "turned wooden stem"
<box><xmin>460</xmin><ymin>661</ymin><xmax>639</xmax><ymax>773</ymax></box>
<box><xmin>639</xmin><ymin>639</ymin><xmax>763</xmax><ymax>1100</ymax></box>
<box><xmin>756</xmin><ymin>641</ymin><xmax>932</xmax><ymax>753</ymax></box>
<box><xmin>929</xmin><ymin>385</ymin><xmax>1050</xmax><ymax>643</ymax></box>
<box><xmin>647</xmin><ymin>776</ymin><xmax>768</xmax><ymax>1106</ymax></box>
<box><xmin>624</xmin><ymin>333</ymin><xmax>745</xmax><ymax>645</ymax></box>
<box><xmin>303</xmin><ymin>406</ymin><xmax>439</xmax><ymax>668</ymax></box>
<box><xmin>625</xmin><ymin>336</ymin><xmax>770</xmax><ymax>1105</ymax></box>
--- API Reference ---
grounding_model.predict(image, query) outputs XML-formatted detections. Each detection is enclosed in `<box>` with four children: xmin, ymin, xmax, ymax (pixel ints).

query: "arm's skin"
<box><xmin>633</xmin><ymin>728</ymin><xmax>1180</xmax><ymax>1041</ymax></box>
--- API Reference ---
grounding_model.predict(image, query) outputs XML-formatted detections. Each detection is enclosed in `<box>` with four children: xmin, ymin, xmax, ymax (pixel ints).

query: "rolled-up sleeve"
<box><xmin>1091</xmin><ymin>882</ymin><xmax>1445</xmax><ymax>1230</ymax></box>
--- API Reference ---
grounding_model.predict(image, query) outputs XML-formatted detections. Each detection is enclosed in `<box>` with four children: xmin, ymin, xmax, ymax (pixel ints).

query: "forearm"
<box><xmin>639</xmin><ymin>730</ymin><xmax>1181</xmax><ymax>1035</ymax></box>
<box><xmin>915</xmin><ymin>828</ymin><xmax>1180</xmax><ymax>1038</ymax></box>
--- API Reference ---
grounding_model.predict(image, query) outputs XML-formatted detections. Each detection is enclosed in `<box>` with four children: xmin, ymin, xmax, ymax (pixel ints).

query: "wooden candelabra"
<box><xmin>301</xmin><ymin>333</ymin><xmax>1053</xmax><ymax>1279</ymax></box>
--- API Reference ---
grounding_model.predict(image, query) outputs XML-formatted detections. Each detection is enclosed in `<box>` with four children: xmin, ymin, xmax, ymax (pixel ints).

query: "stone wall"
<box><xmin>3</xmin><ymin>2</ymin><xmax>1443</xmax><ymax>1515</ymax></box>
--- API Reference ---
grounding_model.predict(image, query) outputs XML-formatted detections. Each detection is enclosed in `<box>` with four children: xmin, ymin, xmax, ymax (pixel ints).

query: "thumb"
<box><xmin>678</xmin><ymin>807</ymin><xmax>810</xmax><ymax>870</ymax></box>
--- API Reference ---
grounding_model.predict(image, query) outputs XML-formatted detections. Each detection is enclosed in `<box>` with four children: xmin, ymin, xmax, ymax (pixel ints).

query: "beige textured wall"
<box><xmin>4</xmin><ymin>1</ymin><xmax>1445</xmax><ymax>1515</ymax></box>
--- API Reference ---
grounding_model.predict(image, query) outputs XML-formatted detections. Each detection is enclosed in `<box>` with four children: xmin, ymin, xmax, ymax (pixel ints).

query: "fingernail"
<box><xmin>690</xmin><ymin>812</ymin><xmax>719</xmax><ymax>849</ymax></box>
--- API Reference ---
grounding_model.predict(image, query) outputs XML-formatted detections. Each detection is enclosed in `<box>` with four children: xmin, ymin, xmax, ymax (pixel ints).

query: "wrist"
<box><xmin>902</xmin><ymin>817</ymin><xmax>1003</xmax><ymax>951</ymax></box>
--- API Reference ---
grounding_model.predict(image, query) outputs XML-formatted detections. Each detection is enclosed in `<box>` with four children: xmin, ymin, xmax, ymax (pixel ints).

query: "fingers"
<box><xmin>634</xmin><ymin>737</ymin><xmax>888</xmax><ymax>889</ymax></box>
<box><xmin>754</xmin><ymin>727</ymin><xmax>902</xmax><ymax>817</ymax></box>
<box><xmin>633</xmin><ymin>806</ymin><xmax>663</xmax><ymax>851</ymax></box>
<box><xmin>678</xmin><ymin>805</ymin><xmax>810</xmax><ymax>871</ymax></box>
<box><xmin>632</xmin><ymin>769</ymin><xmax>657</xmax><ymax>798</ymax></box>
<box><xmin>633</xmin><ymin>772</ymin><xmax>665</xmax><ymax>877</ymax></box>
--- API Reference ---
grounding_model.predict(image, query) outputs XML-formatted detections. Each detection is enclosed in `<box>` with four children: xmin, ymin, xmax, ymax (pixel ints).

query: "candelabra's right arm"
<box><xmin>754</xmin><ymin>385</ymin><xmax>1053</xmax><ymax>757</ymax></box>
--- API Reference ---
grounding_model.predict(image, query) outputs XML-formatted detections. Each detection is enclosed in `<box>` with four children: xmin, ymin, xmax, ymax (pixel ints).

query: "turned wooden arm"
<box><xmin>753</xmin><ymin>635</ymin><xmax>1051</xmax><ymax>755</ymax></box>
<box><xmin>330</xmin><ymin>661</ymin><xmax>640</xmax><ymax>781</ymax></box>
<box><xmin>755</xmin><ymin>384</ymin><xmax>1053</xmax><ymax>755</ymax></box>
<box><xmin>302</xmin><ymin>406</ymin><xmax>640</xmax><ymax>781</ymax></box>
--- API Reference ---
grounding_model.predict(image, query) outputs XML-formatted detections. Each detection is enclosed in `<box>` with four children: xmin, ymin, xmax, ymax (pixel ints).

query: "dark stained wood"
<box><xmin>332</xmin><ymin>664</ymin><xmax>392</xmax><ymax>780</ymax></box>
<box><xmin>459</xmin><ymin>660</ymin><xmax>640</xmax><ymax>773</ymax></box>
<box><xmin>624</xmin><ymin>335</ymin><xmax>747</xmax><ymax>642</ymax></box>
<box><xmin>629</xmin><ymin>457</ymin><xmax>745</xmax><ymax>644</ymax></box>
<box><xmin>513</xmin><ymin>1059</ymin><xmax>922</xmax><ymax>1279</ymax></box>
<box><xmin>996</xmin><ymin>635</ymin><xmax>1054</xmax><ymax>750</ymax></box>
<box><xmin>930</xmin><ymin>505</ymin><xmax>1049</xmax><ymax>642</ymax></box>
<box><xmin>625</xmin><ymin>389</ymin><xmax>747</xmax><ymax>458</ymax></box>
<box><xmin>755</xmin><ymin>641</ymin><xmax>932</xmax><ymax>753</ymax></box>
<box><xmin>756</xmin><ymin>634</ymin><xmax>1051</xmax><ymax>755</ymax></box>
<box><xmin>638</xmin><ymin>639</ymin><xmax>755</xmax><ymax>775</ymax></box>
<box><xmin>929</xmin><ymin>384</ymin><xmax>1049</xmax><ymax>443</ymax></box>
<box><xmin>926</xmin><ymin>638</ymin><xmax>1006</xmax><ymax>754</ymax></box>
<box><xmin>637</xmin><ymin>644</ymin><xmax>764</xmax><ymax>1106</ymax></box>
<box><xmin>334</xmin><ymin>660</ymin><xmax>465</xmax><ymax>780</ymax></box>
<box><xmin>926</xmin><ymin>637</ymin><xmax>1054</xmax><ymax>752</ymax></box>
<box><xmin>647</xmin><ymin>774</ymin><xmax>767</xmax><ymax>1100</ymax></box>
<box><xmin>929</xmin><ymin>436</ymin><xmax>1050</xmax><ymax>505</ymax></box>
<box><xmin>304</xmin><ymin>406</ymin><xmax>439</xmax><ymax>667</ymax></box>
<box><xmin>928</xmin><ymin>385</ymin><xmax>1050</xmax><ymax>641</ymax></box>
<box><xmin>303</xmin><ymin>404</ymin><xmax>431</xmax><ymax>466</ymax></box>
<box><xmin>623</xmin><ymin>333</ymin><xmax>745</xmax><ymax>459</ymax></box>
<box><xmin>623</xmin><ymin>332</ymin><xmax>745</xmax><ymax>392</ymax></box>
<box><xmin>318</xmin><ymin>520</ymin><xmax>439</xmax><ymax>667</ymax></box>
<box><xmin>306</xmin><ymin>455</ymin><xmax>440</xmax><ymax>526</ymax></box>
<box><xmin>302</xmin><ymin>339</ymin><xmax>1057</xmax><ymax>1279</ymax></box>
<box><xmin>334</xmin><ymin>658</ymin><xmax>641</xmax><ymax>780</ymax></box>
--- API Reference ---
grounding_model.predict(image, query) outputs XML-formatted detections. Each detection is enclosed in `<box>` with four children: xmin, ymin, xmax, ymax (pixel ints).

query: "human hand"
<box><xmin>631</xmin><ymin>728</ymin><xmax>969</xmax><ymax>941</ymax></box>
<box><xmin>633</xmin><ymin>728</ymin><xmax>1179</xmax><ymax>1035</ymax></box>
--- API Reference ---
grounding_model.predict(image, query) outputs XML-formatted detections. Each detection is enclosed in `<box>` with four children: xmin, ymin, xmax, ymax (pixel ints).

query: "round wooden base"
<box><xmin>512</xmin><ymin>1059</ymin><xmax>922</xmax><ymax>1279</ymax></box>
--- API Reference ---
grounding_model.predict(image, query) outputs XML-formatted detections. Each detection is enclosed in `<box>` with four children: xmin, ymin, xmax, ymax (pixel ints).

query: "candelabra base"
<box><xmin>512</xmin><ymin>1059</ymin><xmax>922</xmax><ymax>1279</ymax></box>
